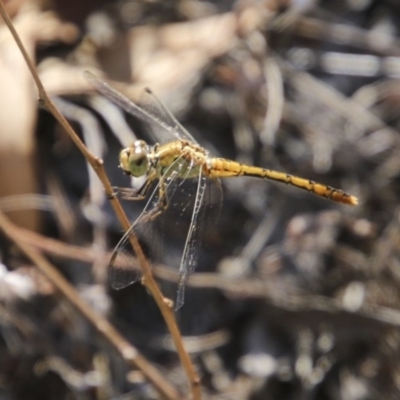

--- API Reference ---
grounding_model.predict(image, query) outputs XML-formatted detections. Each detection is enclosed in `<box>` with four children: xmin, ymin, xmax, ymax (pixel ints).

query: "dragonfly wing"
<box><xmin>85</xmin><ymin>72</ymin><xmax>195</xmax><ymax>144</ymax></box>
<box><xmin>175</xmin><ymin>175</ymin><xmax>223</xmax><ymax>309</ymax></box>
<box><xmin>109</xmin><ymin>154</ymin><xmax>193</xmax><ymax>289</ymax></box>
<box><xmin>175</xmin><ymin>172</ymin><xmax>208</xmax><ymax>310</ymax></box>
<box><xmin>109</xmin><ymin>224</ymin><xmax>142</xmax><ymax>289</ymax></box>
<box><xmin>138</xmin><ymin>88</ymin><xmax>198</xmax><ymax>144</ymax></box>
<box><xmin>108</xmin><ymin>181</ymin><xmax>164</xmax><ymax>289</ymax></box>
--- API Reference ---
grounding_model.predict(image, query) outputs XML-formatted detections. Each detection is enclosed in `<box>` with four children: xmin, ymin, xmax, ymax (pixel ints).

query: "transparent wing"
<box><xmin>85</xmin><ymin>71</ymin><xmax>197</xmax><ymax>144</ymax></box>
<box><xmin>109</xmin><ymin>155</ymin><xmax>193</xmax><ymax>289</ymax></box>
<box><xmin>174</xmin><ymin>174</ymin><xmax>223</xmax><ymax>309</ymax></box>
<box><xmin>175</xmin><ymin>172</ymin><xmax>207</xmax><ymax>309</ymax></box>
<box><xmin>108</xmin><ymin>182</ymin><xmax>163</xmax><ymax>289</ymax></box>
<box><xmin>138</xmin><ymin>88</ymin><xmax>198</xmax><ymax>144</ymax></box>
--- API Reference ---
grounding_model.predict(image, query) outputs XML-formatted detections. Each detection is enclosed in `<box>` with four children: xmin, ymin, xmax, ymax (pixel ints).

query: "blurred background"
<box><xmin>1</xmin><ymin>0</ymin><xmax>400</xmax><ymax>398</ymax></box>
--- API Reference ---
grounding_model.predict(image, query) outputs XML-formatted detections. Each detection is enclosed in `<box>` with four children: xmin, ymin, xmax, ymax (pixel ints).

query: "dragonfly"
<box><xmin>85</xmin><ymin>71</ymin><xmax>358</xmax><ymax>310</ymax></box>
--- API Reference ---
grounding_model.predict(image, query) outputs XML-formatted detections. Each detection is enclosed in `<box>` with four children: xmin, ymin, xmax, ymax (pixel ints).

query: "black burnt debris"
<box><xmin>0</xmin><ymin>0</ymin><xmax>400</xmax><ymax>399</ymax></box>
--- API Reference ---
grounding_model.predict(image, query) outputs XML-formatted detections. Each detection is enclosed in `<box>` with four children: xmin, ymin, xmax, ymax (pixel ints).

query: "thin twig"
<box><xmin>15</xmin><ymin>219</ymin><xmax>400</xmax><ymax>330</ymax></box>
<box><xmin>0</xmin><ymin>2</ymin><xmax>201</xmax><ymax>399</ymax></box>
<box><xmin>0</xmin><ymin>211</ymin><xmax>180</xmax><ymax>400</ymax></box>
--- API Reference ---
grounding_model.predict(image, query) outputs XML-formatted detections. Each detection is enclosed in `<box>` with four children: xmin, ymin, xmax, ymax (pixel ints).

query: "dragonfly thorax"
<box><xmin>119</xmin><ymin>140</ymin><xmax>151</xmax><ymax>177</ymax></box>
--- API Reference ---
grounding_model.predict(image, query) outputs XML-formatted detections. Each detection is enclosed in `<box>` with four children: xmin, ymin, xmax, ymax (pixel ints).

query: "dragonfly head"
<box><xmin>119</xmin><ymin>140</ymin><xmax>149</xmax><ymax>177</ymax></box>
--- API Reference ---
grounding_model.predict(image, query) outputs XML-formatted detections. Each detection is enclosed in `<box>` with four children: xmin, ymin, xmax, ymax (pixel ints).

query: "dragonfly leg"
<box><xmin>110</xmin><ymin>187</ymin><xmax>145</xmax><ymax>200</ymax></box>
<box><xmin>107</xmin><ymin>190</ymin><xmax>119</xmax><ymax>200</ymax></box>
<box><xmin>111</xmin><ymin>178</ymin><xmax>154</xmax><ymax>201</ymax></box>
<box><xmin>147</xmin><ymin>181</ymin><xmax>169</xmax><ymax>222</ymax></box>
<box><xmin>108</xmin><ymin>187</ymin><xmax>143</xmax><ymax>200</ymax></box>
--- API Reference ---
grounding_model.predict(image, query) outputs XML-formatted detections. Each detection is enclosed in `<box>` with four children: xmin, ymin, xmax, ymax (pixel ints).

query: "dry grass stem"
<box><xmin>0</xmin><ymin>2</ymin><xmax>201</xmax><ymax>399</ymax></box>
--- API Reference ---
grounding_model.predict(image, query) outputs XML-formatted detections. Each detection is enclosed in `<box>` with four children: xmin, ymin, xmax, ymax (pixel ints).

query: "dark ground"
<box><xmin>1</xmin><ymin>0</ymin><xmax>400</xmax><ymax>399</ymax></box>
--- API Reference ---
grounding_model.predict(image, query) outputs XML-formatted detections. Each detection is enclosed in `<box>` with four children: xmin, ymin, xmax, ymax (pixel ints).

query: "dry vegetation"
<box><xmin>1</xmin><ymin>0</ymin><xmax>400</xmax><ymax>399</ymax></box>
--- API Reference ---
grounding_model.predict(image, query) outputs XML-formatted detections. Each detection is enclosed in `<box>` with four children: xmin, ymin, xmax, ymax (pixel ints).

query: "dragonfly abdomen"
<box><xmin>207</xmin><ymin>158</ymin><xmax>358</xmax><ymax>205</ymax></box>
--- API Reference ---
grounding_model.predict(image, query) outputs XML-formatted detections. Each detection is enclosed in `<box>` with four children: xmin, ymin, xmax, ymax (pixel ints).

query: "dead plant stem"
<box><xmin>0</xmin><ymin>2</ymin><xmax>201</xmax><ymax>399</ymax></box>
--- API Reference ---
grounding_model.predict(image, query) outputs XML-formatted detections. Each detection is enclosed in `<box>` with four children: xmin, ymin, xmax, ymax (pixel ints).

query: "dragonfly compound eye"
<box><xmin>124</xmin><ymin>140</ymin><xmax>149</xmax><ymax>177</ymax></box>
<box><xmin>118</xmin><ymin>148</ymin><xmax>131</xmax><ymax>174</ymax></box>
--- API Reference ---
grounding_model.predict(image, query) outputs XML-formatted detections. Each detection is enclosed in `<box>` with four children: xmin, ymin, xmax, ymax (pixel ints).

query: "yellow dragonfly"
<box><xmin>85</xmin><ymin>72</ymin><xmax>358</xmax><ymax>309</ymax></box>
